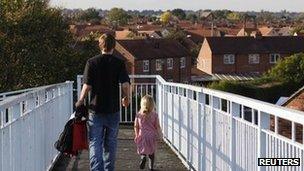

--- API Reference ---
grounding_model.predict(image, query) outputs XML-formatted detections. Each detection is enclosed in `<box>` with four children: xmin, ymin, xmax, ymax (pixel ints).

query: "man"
<box><xmin>76</xmin><ymin>33</ymin><xmax>130</xmax><ymax>171</ymax></box>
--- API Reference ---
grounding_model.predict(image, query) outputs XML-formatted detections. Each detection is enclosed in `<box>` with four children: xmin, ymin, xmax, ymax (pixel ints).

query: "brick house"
<box><xmin>271</xmin><ymin>86</ymin><xmax>304</xmax><ymax>143</ymax></box>
<box><xmin>197</xmin><ymin>36</ymin><xmax>304</xmax><ymax>75</ymax></box>
<box><xmin>114</xmin><ymin>38</ymin><xmax>191</xmax><ymax>83</ymax></box>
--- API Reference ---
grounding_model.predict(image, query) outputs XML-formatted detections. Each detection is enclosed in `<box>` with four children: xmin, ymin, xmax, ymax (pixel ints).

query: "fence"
<box><xmin>77</xmin><ymin>75</ymin><xmax>304</xmax><ymax>171</ymax></box>
<box><xmin>0</xmin><ymin>87</ymin><xmax>38</xmax><ymax>101</ymax></box>
<box><xmin>0</xmin><ymin>81</ymin><xmax>73</xmax><ymax>171</ymax></box>
<box><xmin>77</xmin><ymin>75</ymin><xmax>157</xmax><ymax>123</ymax></box>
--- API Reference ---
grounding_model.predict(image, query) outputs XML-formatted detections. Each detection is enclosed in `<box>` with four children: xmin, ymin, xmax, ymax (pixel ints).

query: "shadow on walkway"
<box><xmin>51</xmin><ymin>125</ymin><xmax>187</xmax><ymax>171</ymax></box>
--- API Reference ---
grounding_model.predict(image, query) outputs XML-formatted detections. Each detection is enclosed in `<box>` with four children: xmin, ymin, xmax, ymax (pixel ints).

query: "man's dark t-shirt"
<box><xmin>83</xmin><ymin>54</ymin><xmax>130</xmax><ymax>114</ymax></box>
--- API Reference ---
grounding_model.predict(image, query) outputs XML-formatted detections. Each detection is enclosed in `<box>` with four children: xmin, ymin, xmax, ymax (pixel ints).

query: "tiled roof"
<box><xmin>258</xmin><ymin>26</ymin><xmax>274</xmax><ymax>36</ymax></box>
<box><xmin>115</xmin><ymin>30</ymin><xmax>132</xmax><ymax>40</ymax></box>
<box><xmin>282</xmin><ymin>86</ymin><xmax>304</xmax><ymax>107</ymax></box>
<box><xmin>205</xmin><ymin>36</ymin><xmax>304</xmax><ymax>54</ymax></box>
<box><xmin>126</xmin><ymin>24</ymin><xmax>163</xmax><ymax>31</ymax></box>
<box><xmin>117</xmin><ymin>38</ymin><xmax>190</xmax><ymax>60</ymax></box>
<box><xmin>185</xmin><ymin>29</ymin><xmax>220</xmax><ymax>44</ymax></box>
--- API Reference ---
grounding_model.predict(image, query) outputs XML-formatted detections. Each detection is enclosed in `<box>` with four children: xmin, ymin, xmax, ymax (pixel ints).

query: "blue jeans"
<box><xmin>87</xmin><ymin>111</ymin><xmax>120</xmax><ymax>171</ymax></box>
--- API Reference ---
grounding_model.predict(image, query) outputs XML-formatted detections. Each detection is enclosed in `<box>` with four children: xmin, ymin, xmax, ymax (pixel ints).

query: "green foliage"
<box><xmin>171</xmin><ymin>9</ymin><xmax>186</xmax><ymax>20</ymax></box>
<box><xmin>107</xmin><ymin>8</ymin><xmax>129</xmax><ymax>26</ymax></box>
<box><xmin>212</xmin><ymin>10</ymin><xmax>231</xmax><ymax>20</ymax></box>
<box><xmin>165</xmin><ymin>29</ymin><xmax>186</xmax><ymax>43</ymax></box>
<box><xmin>292</xmin><ymin>25</ymin><xmax>304</xmax><ymax>35</ymax></box>
<box><xmin>208</xmin><ymin>53</ymin><xmax>304</xmax><ymax>103</ymax></box>
<box><xmin>0</xmin><ymin>0</ymin><xmax>87</xmax><ymax>92</ymax></box>
<box><xmin>226</xmin><ymin>12</ymin><xmax>241</xmax><ymax>22</ymax></box>
<box><xmin>208</xmin><ymin>81</ymin><xmax>256</xmax><ymax>98</ymax></box>
<box><xmin>160</xmin><ymin>11</ymin><xmax>172</xmax><ymax>25</ymax></box>
<box><xmin>265</xmin><ymin>53</ymin><xmax>304</xmax><ymax>84</ymax></box>
<box><xmin>186</xmin><ymin>13</ymin><xmax>198</xmax><ymax>23</ymax></box>
<box><xmin>79</xmin><ymin>8</ymin><xmax>102</xmax><ymax>22</ymax></box>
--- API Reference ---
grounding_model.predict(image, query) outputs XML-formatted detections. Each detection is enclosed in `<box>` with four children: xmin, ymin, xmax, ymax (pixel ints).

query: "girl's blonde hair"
<box><xmin>140</xmin><ymin>95</ymin><xmax>155</xmax><ymax>115</ymax></box>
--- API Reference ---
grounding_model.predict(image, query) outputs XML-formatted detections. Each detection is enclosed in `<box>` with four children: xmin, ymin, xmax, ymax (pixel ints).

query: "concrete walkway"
<box><xmin>51</xmin><ymin>125</ymin><xmax>187</xmax><ymax>171</ymax></box>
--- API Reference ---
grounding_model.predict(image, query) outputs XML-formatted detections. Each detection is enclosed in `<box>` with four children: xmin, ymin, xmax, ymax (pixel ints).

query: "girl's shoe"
<box><xmin>148</xmin><ymin>154</ymin><xmax>155</xmax><ymax>171</ymax></box>
<box><xmin>140</xmin><ymin>155</ymin><xmax>146</xmax><ymax>169</ymax></box>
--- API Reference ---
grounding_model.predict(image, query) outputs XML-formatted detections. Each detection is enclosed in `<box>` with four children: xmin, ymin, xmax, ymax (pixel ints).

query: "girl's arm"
<box><xmin>155</xmin><ymin>114</ymin><xmax>163</xmax><ymax>139</ymax></box>
<box><xmin>134</xmin><ymin>116</ymin><xmax>139</xmax><ymax>139</ymax></box>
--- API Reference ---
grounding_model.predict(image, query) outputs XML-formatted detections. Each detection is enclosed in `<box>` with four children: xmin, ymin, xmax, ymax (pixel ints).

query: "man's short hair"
<box><xmin>99</xmin><ymin>33</ymin><xmax>116</xmax><ymax>52</ymax></box>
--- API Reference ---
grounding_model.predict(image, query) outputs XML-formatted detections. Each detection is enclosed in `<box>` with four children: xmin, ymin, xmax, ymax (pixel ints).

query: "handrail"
<box><xmin>0</xmin><ymin>81</ymin><xmax>73</xmax><ymax>109</ymax></box>
<box><xmin>77</xmin><ymin>74</ymin><xmax>304</xmax><ymax>124</ymax></box>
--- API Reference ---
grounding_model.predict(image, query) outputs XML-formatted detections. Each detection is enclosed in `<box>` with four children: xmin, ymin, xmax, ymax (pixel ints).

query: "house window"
<box><xmin>270</xmin><ymin>53</ymin><xmax>280</xmax><ymax>64</ymax></box>
<box><xmin>180</xmin><ymin>57</ymin><xmax>186</xmax><ymax>68</ymax></box>
<box><xmin>143</xmin><ymin>60</ymin><xmax>149</xmax><ymax>72</ymax></box>
<box><xmin>156</xmin><ymin>59</ymin><xmax>162</xmax><ymax>71</ymax></box>
<box><xmin>248</xmin><ymin>54</ymin><xmax>260</xmax><ymax>64</ymax></box>
<box><xmin>167</xmin><ymin>58</ymin><xmax>173</xmax><ymax>69</ymax></box>
<box><xmin>223</xmin><ymin>54</ymin><xmax>235</xmax><ymax>64</ymax></box>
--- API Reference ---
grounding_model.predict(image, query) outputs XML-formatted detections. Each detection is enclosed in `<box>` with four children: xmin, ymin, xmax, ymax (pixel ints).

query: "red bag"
<box><xmin>72</xmin><ymin>120</ymin><xmax>88</xmax><ymax>153</ymax></box>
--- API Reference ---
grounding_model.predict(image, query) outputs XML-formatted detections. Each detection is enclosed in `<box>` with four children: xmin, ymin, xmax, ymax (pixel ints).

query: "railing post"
<box><xmin>157</xmin><ymin>80</ymin><xmax>163</xmax><ymax>128</ymax></box>
<box><xmin>197</xmin><ymin>92</ymin><xmax>205</xmax><ymax>171</ymax></box>
<box><xmin>230</xmin><ymin>102</ymin><xmax>240</xmax><ymax>171</ymax></box>
<box><xmin>258</xmin><ymin>111</ymin><xmax>269</xmax><ymax>171</ymax></box>
<box><xmin>186</xmin><ymin>89</ymin><xmax>189</xmax><ymax>165</ymax></box>
<box><xmin>66</xmin><ymin>81</ymin><xmax>74</xmax><ymax>115</ymax></box>
<box><xmin>161</xmin><ymin>84</ymin><xmax>165</xmax><ymax>135</ymax></box>
<box><xmin>211</xmin><ymin>96</ymin><xmax>217</xmax><ymax>171</ymax></box>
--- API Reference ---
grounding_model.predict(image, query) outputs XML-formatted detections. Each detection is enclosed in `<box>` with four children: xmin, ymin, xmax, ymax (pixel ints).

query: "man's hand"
<box><xmin>75</xmin><ymin>99</ymin><xmax>84</xmax><ymax>108</ymax></box>
<box><xmin>121</xmin><ymin>97</ymin><xmax>129</xmax><ymax>107</ymax></box>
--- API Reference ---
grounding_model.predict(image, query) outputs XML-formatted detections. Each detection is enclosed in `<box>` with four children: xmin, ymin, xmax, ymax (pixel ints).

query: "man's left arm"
<box><xmin>76</xmin><ymin>84</ymin><xmax>91</xmax><ymax>107</ymax></box>
<box><xmin>76</xmin><ymin>60</ymin><xmax>93</xmax><ymax>107</ymax></box>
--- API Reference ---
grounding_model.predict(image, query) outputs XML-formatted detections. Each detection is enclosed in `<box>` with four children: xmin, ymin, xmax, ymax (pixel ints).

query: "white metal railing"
<box><xmin>0</xmin><ymin>87</ymin><xmax>38</xmax><ymax>101</ymax></box>
<box><xmin>77</xmin><ymin>75</ymin><xmax>157</xmax><ymax>123</ymax></box>
<box><xmin>77</xmin><ymin>75</ymin><xmax>304</xmax><ymax>171</ymax></box>
<box><xmin>0</xmin><ymin>81</ymin><xmax>73</xmax><ymax>171</ymax></box>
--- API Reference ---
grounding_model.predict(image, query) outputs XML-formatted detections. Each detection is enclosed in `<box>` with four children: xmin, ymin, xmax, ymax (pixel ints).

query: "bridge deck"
<box><xmin>51</xmin><ymin>125</ymin><xmax>187</xmax><ymax>171</ymax></box>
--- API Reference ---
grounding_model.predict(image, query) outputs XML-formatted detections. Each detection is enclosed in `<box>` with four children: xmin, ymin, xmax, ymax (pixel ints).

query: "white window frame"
<box><xmin>167</xmin><ymin>58</ymin><xmax>173</xmax><ymax>70</ymax></box>
<box><xmin>155</xmin><ymin>59</ymin><xmax>162</xmax><ymax>71</ymax></box>
<box><xmin>143</xmin><ymin>60</ymin><xmax>149</xmax><ymax>72</ymax></box>
<box><xmin>269</xmin><ymin>53</ymin><xmax>280</xmax><ymax>64</ymax></box>
<box><xmin>180</xmin><ymin>57</ymin><xmax>186</xmax><ymax>68</ymax></box>
<box><xmin>223</xmin><ymin>54</ymin><xmax>235</xmax><ymax>64</ymax></box>
<box><xmin>248</xmin><ymin>54</ymin><xmax>260</xmax><ymax>64</ymax></box>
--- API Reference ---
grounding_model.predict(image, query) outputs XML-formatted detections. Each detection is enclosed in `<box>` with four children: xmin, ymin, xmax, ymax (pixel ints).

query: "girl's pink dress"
<box><xmin>134</xmin><ymin>111</ymin><xmax>159</xmax><ymax>155</ymax></box>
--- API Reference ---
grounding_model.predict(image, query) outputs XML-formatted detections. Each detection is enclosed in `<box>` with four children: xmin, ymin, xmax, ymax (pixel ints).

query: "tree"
<box><xmin>265</xmin><ymin>53</ymin><xmax>304</xmax><ymax>84</ymax></box>
<box><xmin>292</xmin><ymin>25</ymin><xmax>304</xmax><ymax>35</ymax></box>
<box><xmin>212</xmin><ymin>10</ymin><xmax>231</xmax><ymax>20</ymax></box>
<box><xmin>172</xmin><ymin>9</ymin><xmax>186</xmax><ymax>20</ymax></box>
<box><xmin>79</xmin><ymin>8</ymin><xmax>102</xmax><ymax>22</ymax></box>
<box><xmin>107</xmin><ymin>8</ymin><xmax>129</xmax><ymax>26</ymax></box>
<box><xmin>0</xmin><ymin>0</ymin><xmax>76</xmax><ymax>92</ymax></box>
<box><xmin>160</xmin><ymin>11</ymin><xmax>172</xmax><ymax>25</ymax></box>
<box><xmin>257</xmin><ymin>10</ymin><xmax>275</xmax><ymax>22</ymax></box>
<box><xmin>186</xmin><ymin>13</ymin><xmax>198</xmax><ymax>23</ymax></box>
<box><xmin>227</xmin><ymin>12</ymin><xmax>241</xmax><ymax>22</ymax></box>
<box><xmin>165</xmin><ymin>29</ymin><xmax>186</xmax><ymax>43</ymax></box>
<box><xmin>208</xmin><ymin>53</ymin><xmax>304</xmax><ymax>103</ymax></box>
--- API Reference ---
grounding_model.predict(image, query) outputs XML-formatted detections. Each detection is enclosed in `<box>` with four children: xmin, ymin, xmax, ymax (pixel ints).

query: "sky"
<box><xmin>49</xmin><ymin>0</ymin><xmax>304</xmax><ymax>12</ymax></box>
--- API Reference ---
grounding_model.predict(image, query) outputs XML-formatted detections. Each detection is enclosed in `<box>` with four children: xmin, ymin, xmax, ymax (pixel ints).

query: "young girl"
<box><xmin>134</xmin><ymin>95</ymin><xmax>162</xmax><ymax>170</ymax></box>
